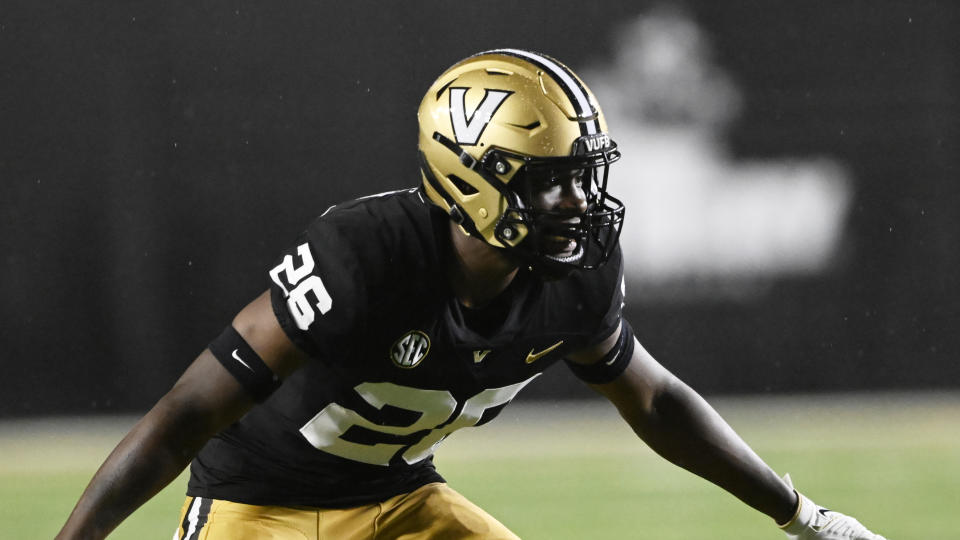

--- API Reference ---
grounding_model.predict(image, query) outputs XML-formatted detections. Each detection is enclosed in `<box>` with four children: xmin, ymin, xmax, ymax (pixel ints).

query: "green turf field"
<box><xmin>3</xmin><ymin>392</ymin><xmax>956</xmax><ymax>539</ymax></box>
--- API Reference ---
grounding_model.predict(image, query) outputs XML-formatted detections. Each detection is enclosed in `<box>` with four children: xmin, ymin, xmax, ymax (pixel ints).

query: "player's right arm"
<box><xmin>55</xmin><ymin>291</ymin><xmax>306</xmax><ymax>540</ymax></box>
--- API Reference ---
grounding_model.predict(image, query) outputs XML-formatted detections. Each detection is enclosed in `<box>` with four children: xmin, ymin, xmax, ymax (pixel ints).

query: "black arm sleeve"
<box><xmin>208</xmin><ymin>325</ymin><xmax>282</xmax><ymax>402</ymax></box>
<box><xmin>564</xmin><ymin>320</ymin><xmax>635</xmax><ymax>384</ymax></box>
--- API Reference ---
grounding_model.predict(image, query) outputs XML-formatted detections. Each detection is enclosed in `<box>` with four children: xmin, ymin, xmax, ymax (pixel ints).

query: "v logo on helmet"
<box><xmin>449</xmin><ymin>88</ymin><xmax>512</xmax><ymax>145</ymax></box>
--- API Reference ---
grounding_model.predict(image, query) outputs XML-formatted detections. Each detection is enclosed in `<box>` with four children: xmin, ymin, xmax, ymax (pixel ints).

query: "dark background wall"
<box><xmin>1</xmin><ymin>1</ymin><xmax>957</xmax><ymax>416</ymax></box>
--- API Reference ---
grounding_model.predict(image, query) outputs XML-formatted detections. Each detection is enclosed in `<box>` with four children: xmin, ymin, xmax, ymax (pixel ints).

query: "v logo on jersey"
<box><xmin>473</xmin><ymin>350</ymin><xmax>492</xmax><ymax>363</ymax></box>
<box><xmin>449</xmin><ymin>88</ymin><xmax>512</xmax><ymax>145</ymax></box>
<box><xmin>526</xmin><ymin>340</ymin><xmax>564</xmax><ymax>364</ymax></box>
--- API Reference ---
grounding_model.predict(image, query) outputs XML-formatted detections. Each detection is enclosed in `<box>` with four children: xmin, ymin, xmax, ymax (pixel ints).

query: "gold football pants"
<box><xmin>173</xmin><ymin>482</ymin><xmax>520</xmax><ymax>539</ymax></box>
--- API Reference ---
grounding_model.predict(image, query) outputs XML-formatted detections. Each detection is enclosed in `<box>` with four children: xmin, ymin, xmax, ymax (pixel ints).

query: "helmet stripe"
<box><xmin>488</xmin><ymin>48</ymin><xmax>600</xmax><ymax>136</ymax></box>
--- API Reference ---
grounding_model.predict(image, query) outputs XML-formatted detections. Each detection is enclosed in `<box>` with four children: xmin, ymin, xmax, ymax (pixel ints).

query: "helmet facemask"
<box><xmin>490</xmin><ymin>140</ymin><xmax>625</xmax><ymax>277</ymax></box>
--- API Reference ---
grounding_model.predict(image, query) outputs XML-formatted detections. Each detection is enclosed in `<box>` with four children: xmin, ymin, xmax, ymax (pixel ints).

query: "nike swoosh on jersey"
<box><xmin>473</xmin><ymin>350</ymin><xmax>491</xmax><ymax>363</ymax></box>
<box><xmin>232</xmin><ymin>349</ymin><xmax>255</xmax><ymax>372</ymax></box>
<box><xmin>526</xmin><ymin>341</ymin><xmax>564</xmax><ymax>364</ymax></box>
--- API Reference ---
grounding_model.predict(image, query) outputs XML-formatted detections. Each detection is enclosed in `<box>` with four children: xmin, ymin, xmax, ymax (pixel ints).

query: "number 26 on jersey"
<box><xmin>269</xmin><ymin>243</ymin><xmax>333</xmax><ymax>330</ymax></box>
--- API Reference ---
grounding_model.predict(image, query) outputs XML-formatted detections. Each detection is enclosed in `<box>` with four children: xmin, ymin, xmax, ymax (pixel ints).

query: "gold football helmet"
<box><xmin>418</xmin><ymin>49</ymin><xmax>624</xmax><ymax>274</ymax></box>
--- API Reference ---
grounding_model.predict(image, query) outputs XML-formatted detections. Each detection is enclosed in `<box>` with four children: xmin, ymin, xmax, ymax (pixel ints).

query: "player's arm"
<box><xmin>56</xmin><ymin>291</ymin><xmax>306</xmax><ymax>540</ymax></box>
<box><xmin>567</xmin><ymin>321</ymin><xmax>886</xmax><ymax>539</ymax></box>
<box><xmin>567</xmin><ymin>322</ymin><xmax>798</xmax><ymax>523</ymax></box>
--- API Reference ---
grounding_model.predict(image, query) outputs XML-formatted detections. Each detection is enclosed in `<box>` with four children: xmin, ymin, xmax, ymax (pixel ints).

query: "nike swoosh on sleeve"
<box><xmin>232</xmin><ymin>349</ymin><xmax>255</xmax><ymax>372</ymax></box>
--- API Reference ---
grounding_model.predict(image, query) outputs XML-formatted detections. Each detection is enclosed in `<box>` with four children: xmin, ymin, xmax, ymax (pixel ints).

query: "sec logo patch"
<box><xmin>390</xmin><ymin>330</ymin><xmax>431</xmax><ymax>369</ymax></box>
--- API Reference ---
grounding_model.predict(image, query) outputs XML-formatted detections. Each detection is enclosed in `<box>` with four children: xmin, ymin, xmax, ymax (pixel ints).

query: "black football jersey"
<box><xmin>187</xmin><ymin>187</ymin><xmax>624</xmax><ymax>507</ymax></box>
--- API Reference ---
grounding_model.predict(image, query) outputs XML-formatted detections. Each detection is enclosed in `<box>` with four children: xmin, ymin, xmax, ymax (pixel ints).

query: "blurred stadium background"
<box><xmin>1</xmin><ymin>1</ymin><xmax>957</xmax><ymax>537</ymax></box>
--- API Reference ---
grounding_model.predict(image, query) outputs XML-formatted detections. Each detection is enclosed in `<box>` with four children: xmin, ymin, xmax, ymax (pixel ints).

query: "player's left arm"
<box><xmin>567</xmin><ymin>322</ymin><xmax>887</xmax><ymax>539</ymax></box>
<box><xmin>568</xmin><ymin>323</ymin><xmax>798</xmax><ymax>523</ymax></box>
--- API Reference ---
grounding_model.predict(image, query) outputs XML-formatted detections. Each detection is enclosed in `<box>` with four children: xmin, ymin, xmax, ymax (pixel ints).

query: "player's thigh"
<box><xmin>173</xmin><ymin>496</ymin><xmax>321</xmax><ymax>540</ymax></box>
<box><xmin>375</xmin><ymin>482</ymin><xmax>521</xmax><ymax>540</ymax></box>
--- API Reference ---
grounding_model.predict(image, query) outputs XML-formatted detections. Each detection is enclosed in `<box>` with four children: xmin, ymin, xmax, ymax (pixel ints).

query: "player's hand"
<box><xmin>779</xmin><ymin>474</ymin><xmax>887</xmax><ymax>540</ymax></box>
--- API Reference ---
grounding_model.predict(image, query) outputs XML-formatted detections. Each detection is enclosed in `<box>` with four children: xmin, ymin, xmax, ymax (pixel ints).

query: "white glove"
<box><xmin>779</xmin><ymin>474</ymin><xmax>887</xmax><ymax>540</ymax></box>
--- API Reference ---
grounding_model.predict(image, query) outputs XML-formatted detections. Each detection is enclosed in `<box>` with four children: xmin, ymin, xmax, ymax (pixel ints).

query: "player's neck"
<box><xmin>447</xmin><ymin>222</ymin><xmax>519</xmax><ymax>309</ymax></box>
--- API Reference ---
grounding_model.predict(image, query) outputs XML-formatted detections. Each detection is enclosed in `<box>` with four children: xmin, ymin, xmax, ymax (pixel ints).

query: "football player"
<box><xmin>57</xmin><ymin>50</ymin><xmax>886</xmax><ymax>539</ymax></box>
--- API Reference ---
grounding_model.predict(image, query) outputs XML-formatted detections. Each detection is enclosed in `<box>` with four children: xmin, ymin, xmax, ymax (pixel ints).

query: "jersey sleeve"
<box><xmin>268</xmin><ymin>215</ymin><xmax>369</xmax><ymax>358</ymax></box>
<box><xmin>268</xmin><ymin>191</ymin><xmax>442</xmax><ymax>358</ymax></box>
<box><xmin>589</xmin><ymin>243</ymin><xmax>626</xmax><ymax>345</ymax></box>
